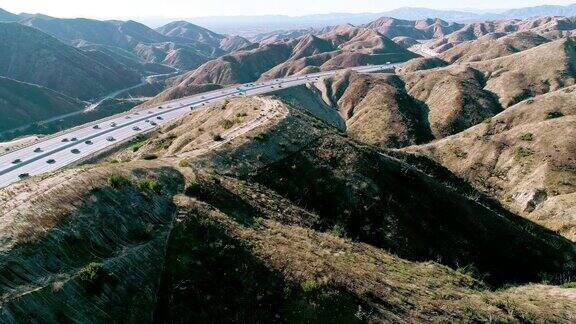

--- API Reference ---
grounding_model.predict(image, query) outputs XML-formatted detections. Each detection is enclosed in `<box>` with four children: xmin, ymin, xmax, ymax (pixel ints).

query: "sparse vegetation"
<box><xmin>78</xmin><ymin>262</ymin><xmax>106</xmax><ymax>283</ymax></box>
<box><xmin>141</xmin><ymin>153</ymin><xmax>158</xmax><ymax>160</ymax></box>
<box><xmin>212</xmin><ymin>133</ymin><xmax>224</xmax><ymax>141</ymax></box>
<box><xmin>108</xmin><ymin>174</ymin><xmax>130</xmax><ymax>188</ymax></box>
<box><xmin>221</xmin><ymin>119</ymin><xmax>235</xmax><ymax>129</ymax></box>
<box><xmin>515</xmin><ymin>146</ymin><xmax>534</xmax><ymax>158</ymax></box>
<box><xmin>519</xmin><ymin>133</ymin><xmax>534</xmax><ymax>141</ymax></box>
<box><xmin>547</xmin><ymin>111</ymin><xmax>564</xmax><ymax>119</ymax></box>
<box><xmin>138</xmin><ymin>178</ymin><xmax>161</xmax><ymax>193</ymax></box>
<box><xmin>179</xmin><ymin>160</ymin><xmax>190</xmax><ymax>168</ymax></box>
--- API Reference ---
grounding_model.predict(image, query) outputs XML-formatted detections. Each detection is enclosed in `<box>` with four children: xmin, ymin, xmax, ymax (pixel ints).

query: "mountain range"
<box><xmin>0</xmin><ymin>3</ymin><xmax>575</xmax><ymax>322</ymax></box>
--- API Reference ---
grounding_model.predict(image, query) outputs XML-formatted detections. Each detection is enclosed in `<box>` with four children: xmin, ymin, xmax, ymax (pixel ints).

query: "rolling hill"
<box><xmin>0</xmin><ymin>77</ymin><xmax>86</xmax><ymax>132</ymax></box>
<box><xmin>0</xmin><ymin>22</ymin><xmax>141</xmax><ymax>99</ymax></box>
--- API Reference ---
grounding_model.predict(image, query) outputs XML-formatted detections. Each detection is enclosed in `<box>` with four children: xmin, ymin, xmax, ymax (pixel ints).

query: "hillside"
<box><xmin>406</xmin><ymin>86</ymin><xmax>576</xmax><ymax>240</ymax></box>
<box><xmin>1</xmin><ymin>94</ymin><xmax>574</xmax><ymax>322</ymax></box>
<box><xmin>18</xmin><ymin>16</ymin><xmax>241</xmax><ymax>71</ymax></box>
<box><xmin>0</xmin><ymin>8</ymin><xmax>18</xmax><ymax>22</ymax></box>
<box><xmin>0</xmin><ymin>77</ymin><xmax>86</xmax><ymax>132</ymax></box>
<box><xmin>440</xmin><ymin>31</ymin><xmax>550</xmax><ymax>63</ymax></box>
<box><xmin>171</xmin><ymin>43</ymin><xmax>293</xmax><ymax>86</ymax></box>
<box><xmin>314</xmin><ymin>71</ymin><xmax>432</xmax><ymax>148</ymax></box>
<box><xmin>0</xmin><ymin>23</ymin><xmax>140</xmax><ymax>99</ymax></box>
<box><xmin>365</xmin><ymin>17</ymin><xmax>463</xmax><ymax>39</ymax></box>
<box><xmin>401</xmin><ymin>65</ymin><xmax>502</xmax><ymax>138</ymax></box>
<box><xmin>470</xmin><ymin>38</ymin><xmax>576</xmax><ymax>108</ymax></box>
<box><xmin>156</xmin><ymin>20</ymin><xmax>252</xmax><ymax>53</ymax></box>
<box><xmin>19</xmin><ymin>17</ymin><xmax>170</xmax><ymax>50</ymax></box>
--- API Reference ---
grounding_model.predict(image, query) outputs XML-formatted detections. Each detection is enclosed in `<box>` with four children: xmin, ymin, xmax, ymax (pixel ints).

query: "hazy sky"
<box><xmin>1</xmin><ymin>0</ymin><xmax>574</xmax><ymax>18</ymax></box>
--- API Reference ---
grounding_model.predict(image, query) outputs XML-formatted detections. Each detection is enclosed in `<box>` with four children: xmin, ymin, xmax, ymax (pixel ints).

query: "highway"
<box><xmin>0</xmin><ymin>63</ymin><xmax>399</xmax><ymax>188</ymax></box>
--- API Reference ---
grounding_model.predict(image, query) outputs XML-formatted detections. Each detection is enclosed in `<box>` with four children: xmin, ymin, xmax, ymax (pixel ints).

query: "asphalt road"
<box><xmin>0</xmin><ymin>63</ymin><xmax>398</xmax><ymax>188</ymax></box>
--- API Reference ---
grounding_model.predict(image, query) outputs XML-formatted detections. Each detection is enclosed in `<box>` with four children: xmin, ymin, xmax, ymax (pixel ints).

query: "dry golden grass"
<box><xmin>175</xmin><ymin>192</ymin><xmax>576</xmax><ymax>322</ymax></box>
<box><xmin>406</xmin><ymin>85</ymin><xmax>576</xmax><ymax>240</ymax></box>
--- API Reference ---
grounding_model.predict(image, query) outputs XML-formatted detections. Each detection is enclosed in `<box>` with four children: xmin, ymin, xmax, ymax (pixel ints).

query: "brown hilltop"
<box><xmin>440</xmin><ymin>31</ymin><xmax>550</xmax><ymax>63</ymax></box>
<box><xmin>315</xmin><ymin>71</ymin><xmax>432</xmax><ymax>148</ymax></box>
<box><xmin>470</xmin><ymin>37</ymin><xmax>576</xmax><ymax>107</ymax></box>
<box><xmin>401</xmin><ymin>65</ymin><xmax>502</xmax><ymax>138</ymax></box>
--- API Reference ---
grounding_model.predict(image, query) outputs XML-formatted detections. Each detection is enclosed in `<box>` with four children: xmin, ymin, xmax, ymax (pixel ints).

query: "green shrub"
<box><xmin>141</xmin><ymin>153</ymin><xmax>158</xmax><ymax>160</ymax></box>
<box><xmin>108</xmin><ymin>174</ymin><xmax>130</xmax><ymax>188</ymax></box>
<box><xmin>138</xmin><ymin>178</ymin><xmax>161</xmax><ymax>193</ymax></box>
<box><xmin>221</xmin><ymin>119</ymin><xmax>235</xmax><ymax>129</ymax></box>
<box><xmin>131</xmin><ymin>141</ymin><xmax>146</xmax><ymax>152</ymax></box>
<box><xmin>301</xmin><ymin>280</ymin><xmax>321</xmax><ymax>294</ymax></box>
<box><xmin>179</xmin><ymin>159</ymin><xmax>190</xmax><ymax>167</ymax></box>
<box><xmin>547</xmin><ymin>111</ymin><xmax>564</xmax><ymax>119</ymax></box>
<box><xmin>330</xmin><ymin>224</ymin><xmax>346</xmax><ymax>238</ymax></box>
<box><xmin>561</xmin><ymin>282</ymin><xmax>576</xmax><ymax>288</ymax></box>
<box><xmin>212</xmin><ymin>133</ymin><xmax>224</xmax><ymax>141</ymax></box>
<box><xmin>515</xmin><ymin>147</ymin><xmax>534</xmax><ymax>158</ymax></box>
<box><xmin>519</xmin><ymin>133</ymin><xmax>534</xmax><ymax>141</ymax></box>
<box><xmin>78</xmin><ymin>262</ymin><xmax>105</xmax><ymax>283</ymax></box>
<box><xmin>254</xmin><ymin>133</ymin><xmax>268</xmax><ymax>141</ymax></box>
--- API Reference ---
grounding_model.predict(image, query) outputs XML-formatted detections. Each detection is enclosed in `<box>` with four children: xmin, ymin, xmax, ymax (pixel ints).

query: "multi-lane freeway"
<box><xmin>0</xmin><ymin>63</ymin><xmax>399</xmax><ymax>188</ymax></box>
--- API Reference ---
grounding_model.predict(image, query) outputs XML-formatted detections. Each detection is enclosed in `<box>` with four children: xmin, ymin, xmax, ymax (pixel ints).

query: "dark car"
<box><xmin>111</xmin><ymin>122</ymin><xmax>117</xmax><ymax>127</ymax></box>
<box><xmin>85</xmin><ymin>140</ymin><xmax>93</xmax><ymax>145</ymax></box>
<box><xmin>71</xmin><ymin>149</ymin><xmax>80</xmax><ymax>154</ymax></box>
<box><xmin>70</xmin><ymin>137</ymin><xmax>78</xmax><ymax>142</ymax></box>
<box><xmin>61</xmin><ymin>138</ymin><xmax>69</xmax><ymax>143</ymax></box>
<box><xmin>18</xmin><ymin>173</ymin><xmax>30</xmax><ymax>179</ymax></box>
<box><xmin>106</xmin><ymin>136</ymin><xmax>115</xmax><ymax>142</ymax></box>
<box><xmin>150</xmin><ymin>121</ymin><xmax>157</xmax><ymax>126</ymax></box>
<box><xmin>93</xmin><ymin>125</ymin><xmax>100</xmax><ymax>129</ymax></box>
<box><xmin>33</xmin><ymin>147</ymin><xmax>42</xmax><ymax>153</ymax></box>
<box><xmin>12</xmin><ymin>159</ymin><xmax>21</xmax><ymax>164</ymax></box>
<box><xmin>132</xmin><ymin>126</ymin><xmax>141</xmax><ymax>131</ymax></box>
<box><xmin>46</xmin><ymin>159</ymin><xmax>56</xmax><ymax>164</ymax></box>
<box><xmin>156</xmin><ymin>116</ymin><xmax>163</xmax><ymax>120</ymax></box>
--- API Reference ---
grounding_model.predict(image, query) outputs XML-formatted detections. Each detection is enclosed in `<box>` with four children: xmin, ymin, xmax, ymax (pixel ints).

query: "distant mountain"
<box><xmin>156</xmin><ymin>21</ymin><xmax>251</xmax><ymax>52</ymax></box>
<box><xmin>0</xmin><ymin>77</ymin><xmax>85</xmax><ymax>132</ymax></box>
<box><xmin>0</xmin><ymin>23</ymin><xmax>141</xmax><ymax>99</ymax></box>
<box><xmin>19</xmin><ymin>16</ymin><xmax>171</xmax><ymax>50</ymax></box>
<box><xmin>18</xmin><ymin>15</ymin><xmax>252</xmax><ymax>70</ymax></box>
<box><xmin>138</xmin><ymin>3</ymin><xmax>576</xmax><ymax>37</ymax></box>
<box><xmin>504</xmin><ymin>4</ymin><xmax>576</xmax><ymax>18</ymax></box>
<box><xmin>0</xmin><ymin>8</ymin><xmax>18</xmax><ymax>22</ymax></box>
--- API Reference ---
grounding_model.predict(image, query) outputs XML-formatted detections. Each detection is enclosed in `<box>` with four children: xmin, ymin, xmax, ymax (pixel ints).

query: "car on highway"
<box><xmin>18</xmin><ymin>173</ymin><xmax>29</xmax><ymax>179</ymax></box>
<box><xmin>158</xmin><ymin>106</ymin><xmax>163</xmax><ymax>109</ymax></box>
<box><xmin>33</xmin><ymin>148</ymin><xmax>42</xmax><ymax>153</ymax></box>
<box><xmin>85</xmin><ymin>140</ymin><xmax>93</xmax><ymax>145</ymax></box>
<box><xmin>93</xmin><ymin>125</ymin><xmax>100</xmax><ymax>129</ymax></box>
<box><xmin>125</xmin><ymin>116</ymin><xmax>131</xmax><ymax>119</ymax></box>
<box><xmin>106</xmin><ymin>136</ymin><xmax>115</xmax><ymax>142</ymax></box>
<box><xmin>156</xmin><ymin>116</ymin><xmax>163</xmax><ymax>120</ymax></box>
<box><xmin>134</xmin><ymin>112</ymin><xmax>140</xmax><ymax>115</ymax></box>
<box><xmin>110</xmin><ymin>122</ymin><xmax>117</xmax><ymax>127</ymax></box>
<box><xmin>150</xmin><ymin>121</ymin><xmax>157</xmax><ymax>126</ymax></box>
<box><xmin>71</xmin><ymin>149</ymin><xmax>80</xmax><ymax>154</ymax></box>
<box><xmin>132</xmin><ymin>126</ymin><xmax>141</xmax><ymax>131</ymax></box>
<box><xmin>12</xmin><ymin>159</ymin><xmax>21</xmax><ymax>164</ymax></box>
<box><xmin>46</xmin><ymin>159</ymin><xmax>56</xmax><ymax>164</ymax></box>
<box><xmin>70</xmin><ymin>138</ymin><xmax>78</xmax><ymax>142</ymax></box>
<box><xmin>148</xmin><ymin>111</ymin><xmax>153</xmax><ymax>114</ymax></box>
<box><xmin>61</xmin><ymin>138</ymin><xmax>69</xmax><ymax>143</ymax></box>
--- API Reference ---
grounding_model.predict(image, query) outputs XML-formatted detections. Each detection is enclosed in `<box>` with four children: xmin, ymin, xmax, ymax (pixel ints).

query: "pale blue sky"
<box><xmin>0</xmin><ymin>0</ymin><xmax>574</xmax><ymax>18</ymax></box>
